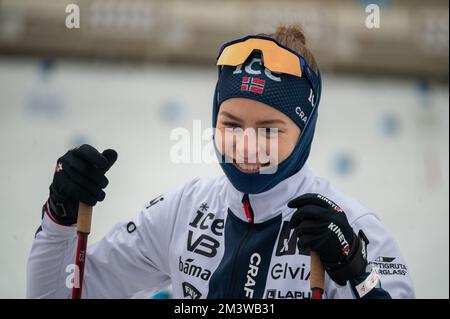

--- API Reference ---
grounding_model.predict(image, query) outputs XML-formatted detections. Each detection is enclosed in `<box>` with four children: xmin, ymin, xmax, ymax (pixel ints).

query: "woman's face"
<box><xmin>215</xmin><ymin>98</ymin><xmax>301</xmax><ymax>174</ymax></box>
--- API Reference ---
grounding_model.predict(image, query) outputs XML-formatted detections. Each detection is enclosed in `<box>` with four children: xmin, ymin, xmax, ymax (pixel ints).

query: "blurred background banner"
<box><xmin>0</xmin><ymin>0</ymin><xmax>448</xmax><ymax>298</ymax></box>
<box><xmin>0</xmin><ymin>0</ymin><xmax>448</xmax><ymax>79</ymax></box>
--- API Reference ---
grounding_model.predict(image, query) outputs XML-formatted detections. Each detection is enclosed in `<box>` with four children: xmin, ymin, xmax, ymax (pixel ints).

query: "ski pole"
<box><xmin>72</xmin><ymin>202</ymin><xmax>92</xmax><ymax>299</ymax></box>
<box><xmin>310</xmin><ymin>251</ymin><xmax>325</xmax><ymax>299</ymax></box>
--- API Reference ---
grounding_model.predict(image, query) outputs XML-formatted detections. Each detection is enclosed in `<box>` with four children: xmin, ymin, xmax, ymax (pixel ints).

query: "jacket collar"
<box><xmin>225</xmin><ymin>165</ymin><xmax>314</xmax><ymax>223</ymax></box>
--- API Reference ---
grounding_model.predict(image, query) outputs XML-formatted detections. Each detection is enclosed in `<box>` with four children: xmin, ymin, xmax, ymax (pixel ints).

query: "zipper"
<box><xmin>228</xmin><ymin>193</ymin><xmax>255</xmax><ymax>297</ymax></box>
<box><xmin>242</xmin><ymin>193</ymin><xmax>254</xmax><ymax>224</ymax></box>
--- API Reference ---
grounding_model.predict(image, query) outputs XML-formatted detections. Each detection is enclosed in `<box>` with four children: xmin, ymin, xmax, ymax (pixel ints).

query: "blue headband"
<box><xmin>213</xmin><ymin>36</ymin><xmax>322</xmax><ymax>194</ymax></box>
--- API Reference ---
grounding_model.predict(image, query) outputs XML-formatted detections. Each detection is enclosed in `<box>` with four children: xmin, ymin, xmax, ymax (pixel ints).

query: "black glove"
<box><xmin>288</xmin><ymin>193</ymin><xmax>368</xmax><ymax>285</ymax></box>
<box><xmin>46</xmin><ymin>144</ymin><xmax>117</xmax><ymax>225</ymax></box>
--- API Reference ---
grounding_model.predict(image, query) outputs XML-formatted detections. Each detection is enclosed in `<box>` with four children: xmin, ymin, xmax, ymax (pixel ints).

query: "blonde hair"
<box><xmin>259</xmin><ymin>25</ymin><xmax>318</xmax><ymax>73</ymax></box>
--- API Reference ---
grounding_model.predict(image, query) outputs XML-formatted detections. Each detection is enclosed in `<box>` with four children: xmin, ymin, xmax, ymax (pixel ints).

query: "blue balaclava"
<box><xmin>213</xmin><ymin>42</ymin><xmax>322</xmax><ymax>194</ymax></box>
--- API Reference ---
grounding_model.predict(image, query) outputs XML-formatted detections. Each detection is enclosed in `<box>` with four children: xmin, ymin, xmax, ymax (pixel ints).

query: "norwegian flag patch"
<box><xmin>241</xmin><ymin>77</ymin><xmax>266</xmax><ymax>94</ymax></box>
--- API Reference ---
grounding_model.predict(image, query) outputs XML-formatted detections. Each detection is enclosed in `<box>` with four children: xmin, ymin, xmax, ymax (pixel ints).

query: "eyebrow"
<box><xmin>220</xmin><ymin>111</ymin><xmax>287</xmax><ymax>126</ymax></box>
<box><xmin>220</xmin><ymin>111</ymin><xmax>243</xmax><ymax>123</ymax></box>
<box><xmin>255</xmin><ymin>119</ymin><xmax>287</xmax><ymax>126</ymax></box>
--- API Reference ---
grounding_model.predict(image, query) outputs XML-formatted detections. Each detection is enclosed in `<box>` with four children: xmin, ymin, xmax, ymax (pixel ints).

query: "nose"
<box><xmin>234</xmin><ymin>129</ymin><xmax>259</xmax><ymax>164</ymax></box>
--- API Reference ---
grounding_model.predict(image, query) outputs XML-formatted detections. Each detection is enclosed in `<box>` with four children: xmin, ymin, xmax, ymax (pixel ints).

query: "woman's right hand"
<box><xmin>47</xmin><ymin>144</ymin><xmax>117</xmax><ymax>225</ymax></box>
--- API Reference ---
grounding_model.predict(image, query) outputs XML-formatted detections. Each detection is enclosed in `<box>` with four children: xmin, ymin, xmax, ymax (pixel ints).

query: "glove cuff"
<box><xmin>325</xmin><ymin>230</ymin><xmax>369</xmax><ymax>285</ymax></box>
<box><xmin>48</xmin><ymin>185</ymin><xmax>78</xmax><ymax>225</ymax></box>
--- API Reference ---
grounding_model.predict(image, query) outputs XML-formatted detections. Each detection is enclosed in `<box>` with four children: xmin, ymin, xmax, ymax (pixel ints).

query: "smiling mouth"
<box><xmin>233</xmin><ymin>161</ymin><xmax>271</xmax><ymax>173</ymax></box>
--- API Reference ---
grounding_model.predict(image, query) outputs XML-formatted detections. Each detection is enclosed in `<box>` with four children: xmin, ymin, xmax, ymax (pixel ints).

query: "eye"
<box><xmin>222</xmin><ymin>121</ymin><xmax>242</xmax><ymax>128</ymax></box>
<box><xmin>260</xmin><ymin>128</ymin><xmax>280</xmax><ymax>138</ymax></box>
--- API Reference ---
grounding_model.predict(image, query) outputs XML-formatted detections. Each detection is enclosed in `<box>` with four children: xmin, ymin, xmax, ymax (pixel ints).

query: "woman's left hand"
<box><xmin>288</xmin><ymin>193</ymin><xmax>356</xmax><ymax>265</ymax></box>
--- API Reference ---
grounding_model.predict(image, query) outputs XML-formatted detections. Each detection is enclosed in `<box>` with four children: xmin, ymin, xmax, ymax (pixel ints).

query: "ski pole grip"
<box><xmin>310</xmin><ymin>251</ymin><xmax>325</xmax><ymax>298</ymax></box>
<box><xmin>77</xmin><ymin>202</ymin><xmax>93</xmax><ymax>234</ymax></box>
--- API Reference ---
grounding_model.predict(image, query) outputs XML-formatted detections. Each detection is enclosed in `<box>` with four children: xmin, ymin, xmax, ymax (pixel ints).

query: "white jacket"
<box><xmin>27</xmin><ymin>165</ymin><xmax>415</xmax><ymax>299</ymax></box>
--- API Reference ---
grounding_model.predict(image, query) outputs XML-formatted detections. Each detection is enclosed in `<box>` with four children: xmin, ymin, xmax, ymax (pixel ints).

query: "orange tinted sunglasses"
<box><xmin>217</xmin><ymin>36</ymin><xmax>303</xmax><ymax>77</ymax></box>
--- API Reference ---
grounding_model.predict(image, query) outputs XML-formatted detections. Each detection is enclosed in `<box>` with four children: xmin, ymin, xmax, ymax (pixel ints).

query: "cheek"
<box><xmin>277</xmin><ymin>134</ymin><xmax>299</xmax><ymax>162</ymax></box>
<box><xmin>214</xmin><ymin>127</ymin><xmax>224</xmax><ymax>154</ymax></box>
<box><xmin>214</xmin><ymin>127</ymin><xmax>234</xmax><ymax>156</ymax></box>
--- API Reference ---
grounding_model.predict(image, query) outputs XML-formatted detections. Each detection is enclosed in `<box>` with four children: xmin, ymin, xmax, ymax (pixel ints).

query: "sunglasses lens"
<box><xmin>217</xmin><ymin>38</ymin><xmax>302</xmax><ymax>77</ymax></box>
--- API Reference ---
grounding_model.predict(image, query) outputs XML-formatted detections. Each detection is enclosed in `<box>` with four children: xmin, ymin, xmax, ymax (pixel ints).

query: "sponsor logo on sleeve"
<box><xmin>126</xmin><ymin>221</ymin><xmax>136</xmax><ymax>233</ymax></box>
<box><xmin>370</xmin><ymin>256</ymin><xmax>408</xmax><ymax>276</ymax></box>
<box><xmin>375</xmin><ymin>256</ymin><xmax>396</xmax><ymax>263</ymax></box>
<box><xmin>145</xmin><ymin>195</ymin><xmax>164</xmax><ymax>209</ymax></box>
<box><xmin>182</xmin><ymin>282</ymin><xmax>202</xmax><ymax>299</ymax></box>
